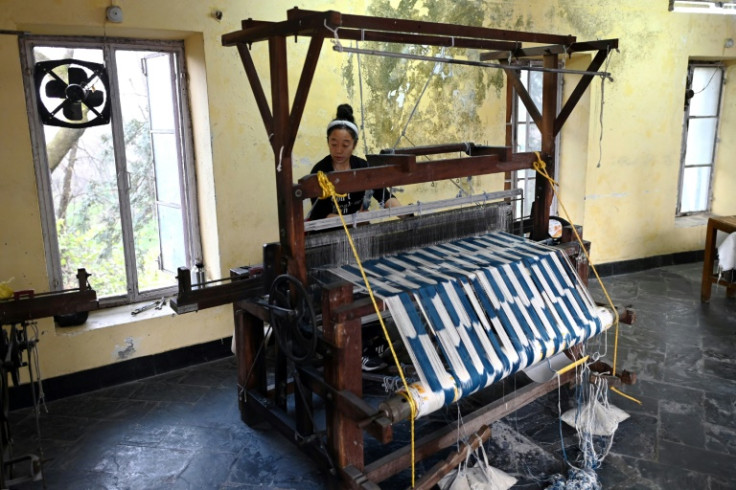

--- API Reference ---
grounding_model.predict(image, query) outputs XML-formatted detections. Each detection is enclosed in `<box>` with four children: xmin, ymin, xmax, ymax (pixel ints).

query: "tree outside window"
<box><xmin>21</xmin><ymin>38</ymin><xmax>200</xmax><ymax>305</ymax></box>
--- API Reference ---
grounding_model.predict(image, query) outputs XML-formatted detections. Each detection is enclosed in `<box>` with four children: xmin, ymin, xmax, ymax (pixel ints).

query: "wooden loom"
<box><xmin>213</xmin><ymin>8</ymin><xmax>624</xmax><ymax>489</ymax></box>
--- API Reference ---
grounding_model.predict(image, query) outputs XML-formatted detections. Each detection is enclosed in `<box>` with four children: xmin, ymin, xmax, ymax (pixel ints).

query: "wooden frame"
<box><xmin>223</xmin><ymin>8</ymin><xmax>618</xmax><ymax>488</ymax></box>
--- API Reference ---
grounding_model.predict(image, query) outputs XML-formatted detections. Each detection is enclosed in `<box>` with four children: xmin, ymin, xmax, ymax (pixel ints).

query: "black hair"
<box><xmin>326</xmin><ymin>103</ymin><xmax>358</xmax><ymax>142</ymax></box>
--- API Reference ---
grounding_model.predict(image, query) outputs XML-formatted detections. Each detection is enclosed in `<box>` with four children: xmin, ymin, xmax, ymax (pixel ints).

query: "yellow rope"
<box><xmin>557</xmin><ymin>355</ymin><xmax>590</xmax><ymax>376</ymax></box>
<box><xmin>532</xmin><ymin>153</ymin><xmax>641</xmax><ymax>405</ymax></box>
<box><xmin>316</xmin><ymin>171</ymin><xmax>419</xmax><ymax>487</ymax></box>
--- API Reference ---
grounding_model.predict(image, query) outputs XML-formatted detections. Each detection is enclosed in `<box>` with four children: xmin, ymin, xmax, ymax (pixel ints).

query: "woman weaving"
<box><xmin>307</xmin><ymin>104</ymin><xmax>400</xmax><ymax>371</ymax></box>
<box><xmin>307</xmin><ymin>104</ymin><xmax>401</xmax><ymax>221</ymax></box>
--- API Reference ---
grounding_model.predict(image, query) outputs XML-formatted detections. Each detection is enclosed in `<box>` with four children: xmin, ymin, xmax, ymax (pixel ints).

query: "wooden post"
<box><xmin>531</xmin><ymin>53</ymin><xmax>559</xmax><ymax>240</ymax></box>
<box><xmin>233</xmin><ymin>304</ymin><xmax>266</xmax><ymax>426</ymax></box>
<box><xmin>322</xmin><ymin>282</ymin><xmax>364</xmax><ymax>472</ymax></box>
<box><xmin>268</xmin><ymin>35</ymin><xmax>307</xmax><ymax>285</ymax></box>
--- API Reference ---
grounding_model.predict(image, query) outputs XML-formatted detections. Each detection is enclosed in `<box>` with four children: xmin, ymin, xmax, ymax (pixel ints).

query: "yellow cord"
<box><xmin>316</xmin><ymin>171</ymin><xmax>418</xmax><ymax>487</ymax></box>
<box><xmin>532</xmin><ymin>153</ymin><xmax>641</xmax><ymax>405</ymax></box>
<box><xmin>557</xmin><ymin>355</ymin><xmax>589</xmax><ymax>376</ymax></box>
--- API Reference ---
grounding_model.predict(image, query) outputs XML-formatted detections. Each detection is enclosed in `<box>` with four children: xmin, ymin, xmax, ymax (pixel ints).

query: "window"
<box><xmin>677</xmin><ymin>62</ymin><xmax>724</xmax><ymax>215</ymax></box>
<box><xmin>508</xmin><ymin>61</ymin><xmax>560</xmax><ymax>220</ymax></box>
<box><xmin>21</xmin><ymin>37</ymin><xmax>200</xmax><ymax>306</ymax></box>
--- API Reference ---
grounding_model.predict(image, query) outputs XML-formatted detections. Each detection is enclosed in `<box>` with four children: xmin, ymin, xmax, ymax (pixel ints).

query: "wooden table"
<box><xmin>701</xmin><ymin>215</ymin><xmax>736</xmax><ymax>303</ymax></box>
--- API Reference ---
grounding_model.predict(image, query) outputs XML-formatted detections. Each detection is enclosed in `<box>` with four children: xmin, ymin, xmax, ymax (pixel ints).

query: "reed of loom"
<box><xmin>223</xmin><ymin>9</ymin><xmax>619</xmax><ymax>489</ymax></box>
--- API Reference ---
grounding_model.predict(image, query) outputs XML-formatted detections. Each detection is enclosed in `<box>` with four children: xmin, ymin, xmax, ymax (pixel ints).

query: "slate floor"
<box><xmin>6</xmin><ymin>261</ymin><xmax>736</xmax><ymax>489</ymax></box>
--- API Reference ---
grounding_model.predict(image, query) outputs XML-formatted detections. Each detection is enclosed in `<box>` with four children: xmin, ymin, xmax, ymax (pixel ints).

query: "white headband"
<box><xmin>327</xmin><ymin>119</ymin><xmax>359</xmax><ymax>138</ymax></box>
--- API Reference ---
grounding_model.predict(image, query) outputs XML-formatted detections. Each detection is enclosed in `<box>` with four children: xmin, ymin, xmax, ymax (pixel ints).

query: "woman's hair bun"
<box><xmin>336</xmin><ymin>103</ymin><xmax>355</xmax><ymax>123</ymax></box>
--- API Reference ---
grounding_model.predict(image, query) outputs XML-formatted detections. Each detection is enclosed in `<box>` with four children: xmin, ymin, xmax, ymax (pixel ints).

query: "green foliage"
<box><xmin>54</xmin><ymin>117</ymin><xmax>163</xmax><ymax>297</ymax></box>
<box><xmin>356</xmin><ymin>0</ymin><xmax>506</xmax><ymax>152</ymax></box>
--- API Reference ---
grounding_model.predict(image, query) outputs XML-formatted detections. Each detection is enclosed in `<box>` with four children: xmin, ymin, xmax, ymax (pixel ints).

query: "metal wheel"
<box><xmin>268</xmin><ymin>275</ymin><xmax>318</xmax><ymax>364</ymax></box>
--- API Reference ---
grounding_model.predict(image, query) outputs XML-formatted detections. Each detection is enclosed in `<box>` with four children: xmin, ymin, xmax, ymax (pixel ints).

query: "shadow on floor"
<box><xmin>6</xmin><ymin>262</ymin><xmax>736</xmax><ymax>489</ymax></box>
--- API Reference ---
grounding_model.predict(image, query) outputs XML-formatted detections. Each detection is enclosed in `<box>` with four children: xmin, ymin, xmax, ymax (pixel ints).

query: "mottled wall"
<box><xmin>0</xmin><ymin>0</ymin><xmax>733</xmax><ymax>379</ymax></box>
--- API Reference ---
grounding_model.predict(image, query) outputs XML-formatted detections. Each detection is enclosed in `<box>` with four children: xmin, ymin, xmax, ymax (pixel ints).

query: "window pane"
<box><xmin>34</xmin><ymin>46</ymin><xmax>128</xmax><ymax>297</ymax></box>
<box><xmin>529</xmin><ymin>71</ymin><xmax>543</xmax><ymax>110</ymax></box>
<box><xmin>527</xmin><ymin>122</ymin><xmax>541</xmax><ymax>151</ymax></box>
<box><xmin>157</xmin><ymin>205</ymin><xmax>186</xmax><ymax>274</ymax></box>
<box><xmin>145</xmin><ymin>54</ymin><xmax>176</xmax><ymax>130</ymax></box>
<box><xmin>680</xmin><ymin>166</ymin><xmax>711</xmax><ymax>213</ymax></box>
<box><xmin>690</xmin><ymin>67</ymin><xmax>722</xmax><ymax>117</ymax></box>
<box><xmin>49</xmin><ymin>124</ymin><xmax>127</xmax><ymax>297</ymax></box>
<box><xmin>515</xmin><ymin>169</ymin><xmax>536</xmax><ymax>218</ymax></box>
<box><xmin>142</xmin><ymin>52</ymin><xmax>187</xmax><ymax>277</ymax></box>
<box><xmin>516</xmin><ymin>124</ymin><xmax>527</xmax><ymax>152</ymax></box>
<box><xmin>152</xmin><ymin>132</ymin><xmax>181</xmax><ymax>204</ymax></box>
<box><xmin>684</xmin><ymin>117</ymin><xmax>717</xmax><ymax>165</ymax></box>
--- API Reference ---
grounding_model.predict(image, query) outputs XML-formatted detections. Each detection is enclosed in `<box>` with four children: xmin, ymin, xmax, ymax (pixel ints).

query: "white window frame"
<box><xmin>20</xmin><ymin>36</ymin><xmax>201</xmax><ymax>307</ymax></box>
<box><xmin>676</xmin><ymin>61</ymin><xmax>724</xmax><ymax>216</ymax></box>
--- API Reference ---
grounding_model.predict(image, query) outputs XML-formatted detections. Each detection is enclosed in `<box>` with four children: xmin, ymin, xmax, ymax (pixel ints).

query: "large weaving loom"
<box><xmin>211</xmin><ymin>8</ymin><xmax>624</xmax><ymax>489</ymax></box>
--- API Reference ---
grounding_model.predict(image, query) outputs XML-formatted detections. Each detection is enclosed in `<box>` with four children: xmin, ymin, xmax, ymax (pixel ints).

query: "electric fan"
<box><xmin>33</xmin><ymin>58</ymin><xmax>111</xmax><ymax>128</ymax></box>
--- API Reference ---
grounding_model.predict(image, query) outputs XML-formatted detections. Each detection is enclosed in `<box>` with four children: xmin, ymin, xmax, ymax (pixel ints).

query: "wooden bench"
<box><xmin>701</xmin><ymin>215</ymin><xmax>736</xmax><ymax>303</ymax></box>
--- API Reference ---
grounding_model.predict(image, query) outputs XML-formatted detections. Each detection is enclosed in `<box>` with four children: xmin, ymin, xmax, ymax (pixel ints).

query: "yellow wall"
<box><xmin>1</xmin><ymin>0</ymin><xmax>734</xmax><ymax>380</ymax></box>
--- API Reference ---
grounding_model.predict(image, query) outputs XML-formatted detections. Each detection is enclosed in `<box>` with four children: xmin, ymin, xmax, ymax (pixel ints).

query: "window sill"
<box><xmin>55</xmin><ymin>300</ymin><xmax>175</xmax><ymax>335</ymax></box>
<box><xmin>675</xmin><ymin>214</ymin><xmax>709</xmax><ymax>228</ymax></box>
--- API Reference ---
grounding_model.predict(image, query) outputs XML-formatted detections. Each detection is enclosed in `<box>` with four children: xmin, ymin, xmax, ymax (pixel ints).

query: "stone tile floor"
<box><xmin>6</xmin><ymin>261</ymin><xmax>736</xmax><ymax>489</ymax></box>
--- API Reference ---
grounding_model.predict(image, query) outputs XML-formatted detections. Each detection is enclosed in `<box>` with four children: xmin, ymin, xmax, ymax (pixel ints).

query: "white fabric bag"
<box><xmin>438</xmin><ymin>441</ymin><xmax>517</xmax><ymax>490</ymax></box>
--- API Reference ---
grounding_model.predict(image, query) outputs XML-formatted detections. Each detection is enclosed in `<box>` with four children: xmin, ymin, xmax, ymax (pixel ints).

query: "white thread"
<box><xmin>277</xmin><ymin>145</ymin><xmax>283</xmax><ymax>172</ymax></box>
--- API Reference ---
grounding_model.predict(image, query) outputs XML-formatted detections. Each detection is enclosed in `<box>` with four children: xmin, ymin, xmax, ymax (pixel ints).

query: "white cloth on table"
<box><xmin>717</xmin><ymin>231</ymin><xmax>736</xmax><ymax>271</ymax></box>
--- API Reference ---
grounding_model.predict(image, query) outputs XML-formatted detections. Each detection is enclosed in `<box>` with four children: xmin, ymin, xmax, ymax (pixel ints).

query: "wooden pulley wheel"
<box><xmin>268</xmin><ymin>274</ymin><xmax>318</xmax><ymax>364</ymax></box>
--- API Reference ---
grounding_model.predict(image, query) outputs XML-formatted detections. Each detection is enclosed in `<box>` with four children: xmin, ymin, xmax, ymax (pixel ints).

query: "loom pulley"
<box><xmin>267</xmin><ymin>274</ymin><xmax>318</xmax><ymax>364</ymax></box>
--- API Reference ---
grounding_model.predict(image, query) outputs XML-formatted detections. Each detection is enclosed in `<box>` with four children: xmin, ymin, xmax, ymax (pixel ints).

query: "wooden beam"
<box><xmin>223</xmin><ymin>10</ymin><xmax>340</xmax><ymax>45</ymax></box>
<box><xmin>480</xmin><ymin>38</ymin><xmax>618</xmax><ymax>61</ymax></box>
<box><xmin>295</xmin><ymin>153</ymin><xmax>537</xmax><ymax>200</ymax></box>
<box><xmin>531</xmin><ymin>53</ymin><xmax>558</xmax><ymax>241</ymax></box>
<box><xmin>363</xmin><ymin>371</ymin><xmax>576</xmax><ymax>484</ymax></box>
<box><xmin>286</xmin><ymin>34</ymin><xmax>325</xmax><ymax>156</ymax></box>
<box><xmin>224</xmin><ymin>8</ymin><xmax>576</xmax><ymax>48</ymax></box>
<box><xmin>500</xmin><ymin>62</ymin><xmax>543</xmax><ymax>131</ymax></box>
<box><xmin>380</xmin><ymin>142</ymin><xmax>510</xmax><ymax>160</ymax></box>
<box><xmin>333</xmin><ymin>10</ymin><xmax>576</xmax><ymax>45</ymax></box>
<box><xmin>268</xmin><ymin>36</ymin><xmax>306</xmax><ymax>285</ymax></box>
<box><xmin>323</xmin><ymin>283</ymin><xmax>365</xmax><ymax>471</ymax></box>
<box><xmin>236</xmin><ymin>44</ymin><xmax>273</xmax><ymax>142</ymax></box>
<box><xmin>554</xmin><ymin>48</ymin><xmax>611</xmax><ymax>136</ymax></box>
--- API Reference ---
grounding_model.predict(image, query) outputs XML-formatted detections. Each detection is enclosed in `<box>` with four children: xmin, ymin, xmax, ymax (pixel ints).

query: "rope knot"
<box><xmin>533</xmin><ymin>151</ymin><xmax>546</xmax><ymax>172</ymax></box>
<box><xmin>316</xmin><ymin>171</ymin><xmax>346</xmax><ymax>200</ymax></box>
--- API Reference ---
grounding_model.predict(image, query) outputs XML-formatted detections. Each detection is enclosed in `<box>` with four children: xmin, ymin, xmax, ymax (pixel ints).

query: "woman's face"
<box><xmin>328</xmin><ymin>128</ymin><xmax>356</xmax><ymax>169</ymax></box>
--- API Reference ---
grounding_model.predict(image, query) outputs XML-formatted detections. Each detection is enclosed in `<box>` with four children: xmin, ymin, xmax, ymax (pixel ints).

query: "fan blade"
<box><xmin>63</xmin><ymin>101</ymin><xmax>83</xmax><ymax>121</ymax></box>
<box><xmin>85</xmin><ymin>90</ymin><xmax>104</xmax><ymax>108</ymax></box>
<box><xmin>68</xmin><ymin>66</ymin><xmax>88</xmax><ymax>86</ymax></box>
<box><xmin>45</xmin><ymin>79</ymin><xmax>67</xmax><ymax>98</ymax></box>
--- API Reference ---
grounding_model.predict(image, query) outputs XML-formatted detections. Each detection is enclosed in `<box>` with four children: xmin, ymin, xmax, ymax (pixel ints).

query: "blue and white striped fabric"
<box><xmin>329</xmin><ymin>231</ymin><xmax>612</xmax><ymax>418</ymax></box>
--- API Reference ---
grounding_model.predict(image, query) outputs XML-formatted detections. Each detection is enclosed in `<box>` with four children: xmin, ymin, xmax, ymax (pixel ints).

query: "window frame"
<box><xmin>676</xmin><ymin>61</ymin><xmax>725</xmax><ymax>216</ymax></box>
<box><xmin>20</xmin><ymin>35</ymin><xmax>201</xmax><ymax>307</ymax></box>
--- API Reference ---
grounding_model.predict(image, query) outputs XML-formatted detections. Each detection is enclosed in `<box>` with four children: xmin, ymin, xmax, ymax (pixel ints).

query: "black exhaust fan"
<box><xmin>34</xmin><ymin>58</ymin><xmax>111</xmax><ymax>128</ymax></box>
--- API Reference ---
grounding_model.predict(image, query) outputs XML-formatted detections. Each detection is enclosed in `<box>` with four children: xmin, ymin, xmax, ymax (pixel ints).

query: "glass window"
<box><xmin>677</xmin><ymin>63</ymin><xmax>724</xmax><ymax>215</ymax></box>
<box><xmin>21</xmin><ymin>37</ymin><xmax>200</xmax><ymax>305</ymax></box>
